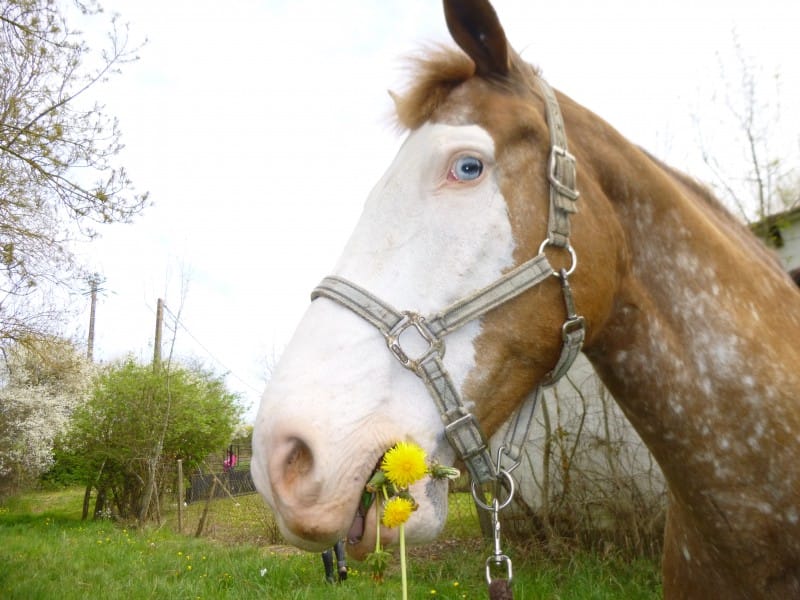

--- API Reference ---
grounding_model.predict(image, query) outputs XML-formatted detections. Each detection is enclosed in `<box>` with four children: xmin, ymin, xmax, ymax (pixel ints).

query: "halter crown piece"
<box><xmin>311</xmin><ymin>79</ymin><xmax>583</xmax><ymax>590</ymax></box>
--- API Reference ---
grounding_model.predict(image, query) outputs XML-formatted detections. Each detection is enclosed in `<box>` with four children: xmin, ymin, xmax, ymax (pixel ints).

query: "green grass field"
<box><xmin>0</xmin><ymin>487</ymin><xmax>661</xmax><ymax>599</ymax></box>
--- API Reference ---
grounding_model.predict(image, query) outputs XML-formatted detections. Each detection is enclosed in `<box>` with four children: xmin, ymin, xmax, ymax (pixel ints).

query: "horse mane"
<box><xmin>643</xmin><ymin>150</ymin><xmax>787</xmax><ymax>272</ymax></box>
<box><xmin>643</xmin><ymin>151</ymin><xmax>729</xmax><ymax>216</ymax></box>
<box><xmin>393</xmin><ymin>45</ymin><xmax>540</xmax><ymax>130</ymax></box>
<box><xmin>393</xmin><ymin>46</ymin><xmax>475</xmax><ymax>130</ymax></box>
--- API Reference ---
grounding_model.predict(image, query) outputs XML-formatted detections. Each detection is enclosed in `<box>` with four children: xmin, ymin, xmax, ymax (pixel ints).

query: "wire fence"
<box><xmin>186</xmin><ymin>443</ymin><xmax>256</xmax><ymax>503</ymax></box>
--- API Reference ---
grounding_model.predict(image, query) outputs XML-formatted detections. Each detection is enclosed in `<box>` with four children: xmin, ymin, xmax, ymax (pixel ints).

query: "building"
<box><xmin>751</xmin><ymin>207</ymin><xmax>800</xmax><ymax>279</ymax></box>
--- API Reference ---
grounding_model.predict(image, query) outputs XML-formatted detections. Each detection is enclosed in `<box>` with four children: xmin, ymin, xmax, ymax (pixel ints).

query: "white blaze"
<box><xmin>252</xmin><ymin>123</ymin><xmax>518</xmax><ymax>547</ymax></box>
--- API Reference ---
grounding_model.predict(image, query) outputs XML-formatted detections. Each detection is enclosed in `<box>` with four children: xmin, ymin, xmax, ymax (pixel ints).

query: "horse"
<box><xmin>251</xmin><ymin>1</ymin><xmax>800</xmax><ymax>597</ymax></box>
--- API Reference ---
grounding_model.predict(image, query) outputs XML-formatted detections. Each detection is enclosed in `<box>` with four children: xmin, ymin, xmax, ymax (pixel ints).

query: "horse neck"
<box><xmin>578</xmin><ymin>123</ymin><xmax>800</xmax><ymax>491</ymax></box>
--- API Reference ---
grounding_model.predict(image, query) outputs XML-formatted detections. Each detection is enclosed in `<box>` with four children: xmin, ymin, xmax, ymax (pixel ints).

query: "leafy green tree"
<box><xmin>57</xmin><ymin>358</ymin><xmax>241</xmax><ymax>522</ymax></box>
<box><xmin>0</xmin><ymin>0</ymin><xmax>147</xmax><ymax>344</ymax></box>
<box><xmin>0</xmin><ymin>336</ymin><xmax>92</xmax><ymax>496</ymax></box>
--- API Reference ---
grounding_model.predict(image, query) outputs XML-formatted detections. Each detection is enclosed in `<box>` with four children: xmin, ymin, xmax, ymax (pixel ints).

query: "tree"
<box><xmin>694</xmin><ymin>33</ymin><xmax>798</xmax><ymax>224</ymax></box>
<box><xmin>0</xmin><ymin>0</ymin><xmax>148</xmax><ymax>345</ymax></box>
<box><xmin>0</xmin><ymin>336</ymin><xmax>91</xmax><ymax>496</ymax></box>
<box><xmin>57</xmin><ymin>358</ymin><xmax>241</xmax><ymax>522</ymax></box>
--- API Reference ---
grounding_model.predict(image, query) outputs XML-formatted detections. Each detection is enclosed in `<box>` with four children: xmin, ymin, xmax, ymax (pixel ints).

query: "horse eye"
<box><xmin>451</xmin><ymin>155</ymin><xmax>484</xmax><ymax>181</ymax></box>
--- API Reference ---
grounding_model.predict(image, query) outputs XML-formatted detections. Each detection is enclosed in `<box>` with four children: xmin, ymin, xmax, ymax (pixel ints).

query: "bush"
<box><xmin>56</xmin><ymin>357</ymin><xmax>242</xmax><ymax>522</ymax></box>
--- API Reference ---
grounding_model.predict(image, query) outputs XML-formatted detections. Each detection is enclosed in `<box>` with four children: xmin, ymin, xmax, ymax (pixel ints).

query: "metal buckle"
<box><xmin>385</xmin><ymin>312</ymin><xmax>443</xmax><ymax>371</ymax></box>
<box><xmin>444</xmin><ymin>413</ymin><xmax>487</xmax><ymax>459</ymax></box>
<box><xmin>562</xmin><ymin>315</ymin><xmax>586</xmax><ymax>339</ymax></box>
<box><xmin>548</xmin><ymin>145</ymin><xmax>580</xmax><ymax>201</ymax></box>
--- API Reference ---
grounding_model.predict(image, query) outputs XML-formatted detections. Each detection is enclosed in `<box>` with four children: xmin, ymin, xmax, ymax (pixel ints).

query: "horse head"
<box><xmin>251</xmin><ymin>0</ymin><xmax>621</xmax><ymax>558</ymax></box>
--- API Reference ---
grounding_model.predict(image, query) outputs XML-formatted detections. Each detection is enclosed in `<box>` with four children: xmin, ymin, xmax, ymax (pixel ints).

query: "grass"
<box><xmin>0</xmin><ymin>487</ymin><xmax>661</xmax><ymax>599</ymax></box>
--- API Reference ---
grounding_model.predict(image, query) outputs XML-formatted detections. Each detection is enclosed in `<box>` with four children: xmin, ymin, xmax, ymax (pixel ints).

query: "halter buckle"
<box><xmin>562</xmin><ymin>315</ymin><xmax>586</xmax><ymax>338</ymax></box>
<box><xmin>548</xmin><ymin>145</ymin><xmax>580</xmax><ymax>201</ymax></box>
<box><xmin>385</xmin><ymin>312</ymin><xmax>443</xmax><ymax>371</ymax></box>
<box><xmin>445</xmin><ymin>413</ymin><xmax>489</xmax><ymax>466</ymax></box>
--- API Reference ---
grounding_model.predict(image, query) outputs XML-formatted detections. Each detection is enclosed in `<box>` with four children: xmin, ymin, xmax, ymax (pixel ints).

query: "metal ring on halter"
<box><xmin>470</xmin><ymin>469</ymin><xmax>516</xmax><ymax>512</ymax></box>
<box><xmin>538</xmin><ymin>239</ymin><xmax>577</xmax><ymax>277</ymax></box>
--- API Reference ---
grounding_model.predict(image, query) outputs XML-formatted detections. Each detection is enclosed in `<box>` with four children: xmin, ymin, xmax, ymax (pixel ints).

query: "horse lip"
<box><xmin>347</xmin><ymin>508</ymin><xmax>365</xmax><ymax>544</ymax></box>
<box><xmin>346</xmin><ymin>448</ymin><xmax>393</xmax><ymax>544</ymax></box>
<box><xmin>345</xmin><ymin>452</ymin><xmax>387</xmax><ymax>551</ymax></box>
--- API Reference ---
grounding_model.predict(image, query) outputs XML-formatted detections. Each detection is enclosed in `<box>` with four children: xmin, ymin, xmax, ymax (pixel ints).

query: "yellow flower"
<box><xmin>381</xmin><ymin>442</ymin><xmax>427</xmax><ymax>488</ymax></box>
<box><xmin>381</xmin><ymin>496</ymin><xmax>415</xmax><ymax>528</ymax></box>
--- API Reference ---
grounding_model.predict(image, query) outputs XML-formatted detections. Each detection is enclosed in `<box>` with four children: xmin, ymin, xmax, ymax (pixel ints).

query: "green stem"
<box><xmin>374</xmin><ymin>494</ymin><xmax>381</xmax><ymax>553</ymax></box>
<box><xmin>400</xmin><ymin>523</ymin><xmax>408</xmax><ymax>600</ymax></box>
<box><xmin>376</xmin><ymin>485</ymin><xmax>392</xmax><ymax>554</ymax></box>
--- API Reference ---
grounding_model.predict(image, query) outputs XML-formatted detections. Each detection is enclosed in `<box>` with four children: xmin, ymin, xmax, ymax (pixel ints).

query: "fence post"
<box><xmin>196</xmin><ymin>478</ymin><xmax>218</xmax><ymax>537</ymax></box>
<box><xmin>176</xmin><ymin>459</ymin><xmax>184</xmax><ymax>533</ymax></box>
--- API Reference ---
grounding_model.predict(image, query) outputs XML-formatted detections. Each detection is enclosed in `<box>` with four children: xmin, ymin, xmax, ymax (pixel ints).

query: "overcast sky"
<box><xmin>71</xmin><ymin>1</ymin><xmax>800</xmax><ymax>422</ymax></box>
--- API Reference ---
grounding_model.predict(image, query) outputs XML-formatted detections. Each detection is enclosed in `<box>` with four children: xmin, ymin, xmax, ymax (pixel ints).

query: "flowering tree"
<box><xmin>0</xmin><ymin>0</ymin><xmax>147</xmax><ymax>345</ymax></box>
<box><xmin>0</xmin><ymin>337</ymin><xmax>92</xmax><ymax>496</ymax></box>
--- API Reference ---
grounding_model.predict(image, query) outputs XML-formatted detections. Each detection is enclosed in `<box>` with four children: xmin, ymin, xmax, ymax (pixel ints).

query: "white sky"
<box><xmin>71</xmin><ymin>1</ymin><xmax>800</xmax><ymax>422</ymax></box>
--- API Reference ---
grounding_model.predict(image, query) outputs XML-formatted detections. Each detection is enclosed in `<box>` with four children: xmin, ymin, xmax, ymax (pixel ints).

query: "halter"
<box><xmin>312</xmin><ymin>77</ymin><xmax>582</xmax><ymax>482</ymax></box>
<box><xmin>311</xmin><ymin>78</ymin><xmax>581</xmax><ymax>593</ymax></box>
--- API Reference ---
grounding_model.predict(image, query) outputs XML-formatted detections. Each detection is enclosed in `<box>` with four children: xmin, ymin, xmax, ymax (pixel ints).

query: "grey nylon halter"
<box><xmin>311</xmin><ymin>78</ymin><xmax>583</xmax><ymax>486</ymax></box>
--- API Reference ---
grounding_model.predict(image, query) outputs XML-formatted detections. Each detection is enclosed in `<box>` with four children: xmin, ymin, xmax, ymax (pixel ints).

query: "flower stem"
<box><xmin>374</xmin><ymin>494</ymin><xmax>381</xmax><ymax>553</ymax></box>
<box><xmin>400</xmin><ymin>523</ymin><xmax>408</xmax><ymax>600</ymax></box>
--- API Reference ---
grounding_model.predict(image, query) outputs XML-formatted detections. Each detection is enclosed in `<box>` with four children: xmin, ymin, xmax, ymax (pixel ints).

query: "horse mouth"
<box><xmin>345</xmin><ymin>456</ymin><xmax>382</xmax><ymax>550</ymax></box>
<box><xmin>346</xmin><ymin>504</ymin><xmax>367</xmax><ymax>545</ymax></box>
<box><xmin>343</xmin><ymin>454</ymin><xmax>395</xmax><ymax>559</ymax></box>
<box><xmin>345</xmin><ymin>499</ymin><xmax>397</xmax><ymax>560</ymax></box>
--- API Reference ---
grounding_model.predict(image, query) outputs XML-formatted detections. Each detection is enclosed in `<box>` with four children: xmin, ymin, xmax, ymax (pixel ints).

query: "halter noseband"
<box><xmin>311</xmin><ymin>79</ymin><xmax>583</xmax><ymax>486</ymax></box>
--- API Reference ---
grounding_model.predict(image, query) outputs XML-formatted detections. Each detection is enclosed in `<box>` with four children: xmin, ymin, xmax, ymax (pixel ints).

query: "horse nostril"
<box><xmin>283</xmin><ymin>436</ymin><xmax>314</xmax><ymax>485</ymax></box>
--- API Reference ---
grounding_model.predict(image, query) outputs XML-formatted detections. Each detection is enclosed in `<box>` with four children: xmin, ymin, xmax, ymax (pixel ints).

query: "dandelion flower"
<box><xmin>381</xmin><ymin>442</ymin><xmax>427</xmax><ymax>488</ymax></box>
<box><xmin>381</xmin><ymin>496</ymin><xmax>415</xmax><ymax>528</ymax></box>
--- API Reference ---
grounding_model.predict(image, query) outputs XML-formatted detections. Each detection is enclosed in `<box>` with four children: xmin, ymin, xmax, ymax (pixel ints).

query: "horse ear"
<box><xmin>443</xmin><ymin>0</ymin><xmax>510</xmax><ymax>78</ymax></box>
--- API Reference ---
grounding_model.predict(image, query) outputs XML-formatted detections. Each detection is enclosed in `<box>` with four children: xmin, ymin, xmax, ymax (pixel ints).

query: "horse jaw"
<box><xmin>251</xmin><ymin>299</ymin><xmax>458</xmax><ymax>551</ymax></box>
<box><xmin>251</xmin><ymin>123</ymin><xmax>518</xmax><ymax>551</ymax></box>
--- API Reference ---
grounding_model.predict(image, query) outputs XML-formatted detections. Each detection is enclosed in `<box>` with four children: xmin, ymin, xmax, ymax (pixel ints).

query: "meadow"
<box><xmin>0</xmin><ymin>487</ymin><xmax>661</xmax><ymax>599</ymax></box>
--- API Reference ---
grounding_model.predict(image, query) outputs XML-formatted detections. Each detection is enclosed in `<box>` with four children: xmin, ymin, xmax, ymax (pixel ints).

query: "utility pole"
<box><xmin>153</xmin><ymin>298</ymin><xmax>164</xmax><ymax>372</ymax></box>
<box><xmin>85</xmin><ymin>274</ymin><xmax>105</xmax><ymax>362</ymax></box>
<box><xmin>140</xmin><ymin>297</ymin><xmax>166</xmax><ymax>526</ymax></box>
<box><xmin>176</xmin><ymin>459</ymin><xmax>184</xmax><ymax>534</ymax></box>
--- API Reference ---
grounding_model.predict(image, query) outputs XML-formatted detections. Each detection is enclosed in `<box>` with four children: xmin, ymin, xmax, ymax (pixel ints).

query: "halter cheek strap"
<box><xmin>310</xmin><ymin>78</ymin><xmax>582</xmax><ymax>485</ymax></box>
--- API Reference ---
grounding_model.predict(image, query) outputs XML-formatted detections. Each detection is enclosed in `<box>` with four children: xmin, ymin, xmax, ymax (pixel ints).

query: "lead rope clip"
<box><xmin>472</xmin><ymin>447</ymin><xmax>515</xmax><ymax>599</ymax></box>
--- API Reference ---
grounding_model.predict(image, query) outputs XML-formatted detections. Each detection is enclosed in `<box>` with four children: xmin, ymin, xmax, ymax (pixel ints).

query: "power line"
<box><xmin>160</xmin><ymin>303</ymin><xmax>262</xmax><ymax>395</ymax></box>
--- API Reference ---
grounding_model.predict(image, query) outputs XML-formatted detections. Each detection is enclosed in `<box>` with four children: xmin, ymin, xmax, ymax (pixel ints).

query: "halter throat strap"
<box><xmin>310</xmin><ymin>78</ymin><xmax>582</xmax><ymax>484</ymax></box>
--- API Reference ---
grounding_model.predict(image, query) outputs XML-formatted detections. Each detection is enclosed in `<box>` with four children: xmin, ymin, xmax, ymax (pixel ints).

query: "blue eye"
<box><xmin>451</xmin><ymin>155</ymin><xmax>484</xmax><ymax>181</ymax></box>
